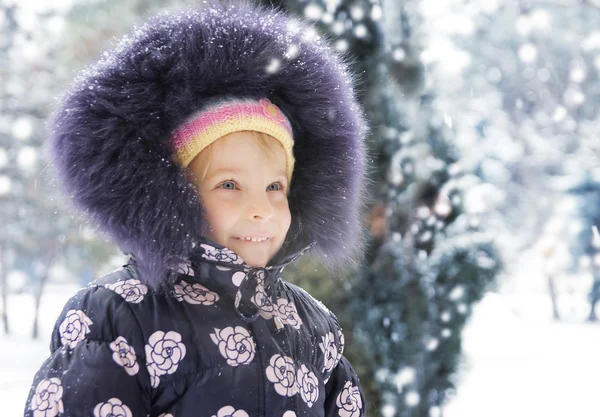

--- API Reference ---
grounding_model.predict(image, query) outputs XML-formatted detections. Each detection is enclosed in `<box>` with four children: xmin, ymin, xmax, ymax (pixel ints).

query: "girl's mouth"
<box><xmin>234</xmin><ymin>237</ymin><xmax>270</xmax><ymax>243</ymax></box>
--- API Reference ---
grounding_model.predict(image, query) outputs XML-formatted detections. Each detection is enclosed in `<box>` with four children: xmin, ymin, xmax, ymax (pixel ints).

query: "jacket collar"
<box><xmin>176</xmin><ymin>237</ymin><xmax>312</xmax><ymax>284</ymax></box>
<box><xmin>157</xmin><ymin>237</ymin><xmax>313</xmax><ymax>329</ymax></box>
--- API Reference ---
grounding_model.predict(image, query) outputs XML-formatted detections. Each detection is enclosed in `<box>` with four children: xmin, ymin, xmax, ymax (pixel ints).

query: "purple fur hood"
<box><xmin>47</xmin><ymin>1</ymin><xmax>368</xmax><ymax>288</ymax></box>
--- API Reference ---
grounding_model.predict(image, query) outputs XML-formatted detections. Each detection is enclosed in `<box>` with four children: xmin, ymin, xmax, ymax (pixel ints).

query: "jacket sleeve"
<box><xmin>324</xmin><ymin>355</ymin><xmax>366</xmax><ymax>417</ymax></box>
<box><xmin>23</xmin><ymin>282</ymin><xmax>152</xmax><ymax>417</ymax></box>
<box><xmin>323</xmin><ymin>313</ymin><xmax>367</xmax><ymax>417</ymax></box>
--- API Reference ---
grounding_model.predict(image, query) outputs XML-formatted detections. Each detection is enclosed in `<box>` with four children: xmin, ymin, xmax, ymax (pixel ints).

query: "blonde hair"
<box><xmin>187</xmin><ymin>131</ymin><xmax>286</xmax><ymax>183</ymax></box>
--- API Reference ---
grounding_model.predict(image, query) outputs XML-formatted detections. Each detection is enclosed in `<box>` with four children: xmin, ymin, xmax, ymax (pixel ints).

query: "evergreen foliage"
<box><xmin>261</xmin><ymin>1</ymin><xmax>503</xmax><ymax>416</ymax></box>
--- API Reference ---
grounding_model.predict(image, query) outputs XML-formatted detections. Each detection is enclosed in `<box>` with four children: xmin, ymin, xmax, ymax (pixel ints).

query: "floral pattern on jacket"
<box><xmin>25</xmin><ymin>239</ymin><xmax>365</xmax><ymax>417</ymax></box>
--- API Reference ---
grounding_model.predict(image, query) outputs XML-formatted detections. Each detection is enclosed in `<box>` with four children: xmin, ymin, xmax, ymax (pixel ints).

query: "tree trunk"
<box><xmin>32</xmin><ymin>275</ymin><xmax>46</xmax><ymax>340</ymax></box>
<box><xmin>547</xmin><ymin>275</ymin><xmax>560</xmax><ymax>321</ymax></box>
<box><xmin>32</xmin><ymin>247</ymin><xmax>55</xmax><ymax>339</ymax></box>
<box><xmin>0</xmin><ymin>246</ymin><xmax>9</xmax><ymax>335</ymax></box>
<box><xmin>587</xmin><ymin>278</ymin><xmax>600</xmax><ymax>322</ymax></box>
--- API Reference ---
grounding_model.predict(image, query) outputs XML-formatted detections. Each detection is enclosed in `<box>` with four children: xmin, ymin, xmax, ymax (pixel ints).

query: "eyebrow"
<box><xmin>206</xmin><ymin>167</ymin><xmax>244</xmax><ymax>177</ymax></box>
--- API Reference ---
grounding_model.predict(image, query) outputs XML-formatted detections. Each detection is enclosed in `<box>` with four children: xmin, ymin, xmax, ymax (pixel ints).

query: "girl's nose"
<box><xmin>247</xmin><ymin>193</ymin><xmax>274</xmax><ymax>222</ymax></box>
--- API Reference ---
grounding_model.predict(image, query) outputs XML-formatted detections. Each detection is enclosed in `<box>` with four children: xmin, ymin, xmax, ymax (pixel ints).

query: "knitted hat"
<box><xmin>171</xmin><ymin>97</ymin><xmax>295</xmax><ymax>182</ymax></box>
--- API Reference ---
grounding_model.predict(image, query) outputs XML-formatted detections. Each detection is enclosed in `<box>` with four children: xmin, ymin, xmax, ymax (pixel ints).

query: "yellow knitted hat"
<box><xmin>171</xmin><ymin>97</ymin><xmax>295</xmax><ymax>182</ymax></box>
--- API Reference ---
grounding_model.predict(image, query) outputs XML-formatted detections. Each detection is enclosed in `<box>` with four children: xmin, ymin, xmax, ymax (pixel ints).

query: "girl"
<box><xmin>26</xmin><ymin>1</ymin><xmax>367</xmax><ymax>416</ymax></box>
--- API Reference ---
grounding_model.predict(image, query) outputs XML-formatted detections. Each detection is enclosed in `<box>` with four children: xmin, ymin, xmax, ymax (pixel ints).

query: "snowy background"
<box><xmin>4</xmin><ymin>0</ymin><xmax>600</xmax><ymax>416</ymax></box>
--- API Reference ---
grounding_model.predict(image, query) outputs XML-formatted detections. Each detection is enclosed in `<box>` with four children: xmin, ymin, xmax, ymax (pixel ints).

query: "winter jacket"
<box><xmin>25</xmin><ymin>239</ymin><xmax>365</xmax><ymax>417</ymax></box>
<box><xmin>26</xmin><ymin>1</ymin><xmax>368</xmax><ymax>416</ymax></box>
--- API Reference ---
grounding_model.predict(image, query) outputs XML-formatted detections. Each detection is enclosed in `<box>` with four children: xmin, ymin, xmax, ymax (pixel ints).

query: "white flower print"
<box><xmin>109</xmin><ymin>336</ymin><xmax>139</xmax><ymax>376</ymax></box>
<box><xmin>171</xmin><ymin>259</ymin><xmax>195</xmax><ymax>276</ymax></box>
<box><xmin>335</xmin><ymin>381</ymin><xmax>363</xmax><ymax>417</ymax></box>
<box><xmin>93</xmin><ymin>398</ymin><xmax>132</xmax><ymax>417</ymax></box>
<box><xmin>173</xmin><ymin>280</ymin><xmax>219</xmax><ymax>305</ymax></box>
<box><xmin>147</xmin><ymin>362</ymin><xmax>161</xmax><ymax>388</ymax></box>
<box><xmin>59</xmin><ymin>309</ymin><xmax>92</xmax><ymax>349</ymax></box>
<box><xmin>265</xmin><ymin>354</ymin><xmax>298</xmax><ymax>397</ymax></box>
<box><xmin>231</xmin><ymin>271</ymin><xmax>246</xmax><ymax>287</ymax></box>
<box><xmin>296</xmin><ymin>364</ymin><xmax>319</xmax><ymax>408</ymax></box>
<box><xmin>30</xmin><ymin>377</ymin><xmax>64</xmax><ymax>417</ymax></box>
<box><xmin>210</xmin><ymin>326</ymin><xmax>256</xmax><ymax>367</ymax></box>
<box><xmin>145</xmin><ymin>330</ymin><xmax>187</xmax><ymax>388</ymax></box>
<box><xmin>251</xmin><ymin>288</ymin><xmax>276</xmax><ymax>319</ymax></box>
<box><xmin>338</xmin><ymin>328</ymin><xmax>345</xmax><ymax>356</ymax></box>
<box><xmin>253</xmin><ymin>269</ymin><xmax>266</xmax><ymax>284</ymax></box>
<box><xmin>282</xmin><ymin>412</ymin><xmax>296</xmax><ymax>417</ymax></box>
<box><xmin>275</xmin><ymin>298</ymin><xmax>303</xmax><ymax>329</ymax></box>
<box><xmin>319</xmin><ymin>332</ymin><xmax>339</xmax><ymax>375</ymax></box>
<box><xmin>211</xmin><ymin>405</ymin><xmax>249</xmax><ymax>417</ymax></box>
<box><xmin>158</xmin><ymin>414</ymin><xmax>174</xmax><ymax>417</ymax></box>
<box><xmin>201</xmin><ymin>244</ymin><xmax>244</xmax><ymax>265</ymax></box>
<box><xmin>105</xmin><ymin>279</ymin><xmax>148</xmax><ymax>303</ymax></box>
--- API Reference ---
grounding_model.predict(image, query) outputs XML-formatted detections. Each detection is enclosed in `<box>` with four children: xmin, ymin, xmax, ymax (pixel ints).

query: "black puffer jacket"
<box><xmin>25</xmin><ymin>239</ymin><xmax>365</xmax><ymax>417</ymax></box>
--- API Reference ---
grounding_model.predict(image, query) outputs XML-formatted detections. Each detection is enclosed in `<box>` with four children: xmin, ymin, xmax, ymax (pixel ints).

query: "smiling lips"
<box><xmin>235</xmin><ymin>236</ymin><xmax>270</xmax><ymax>242</ymax></box>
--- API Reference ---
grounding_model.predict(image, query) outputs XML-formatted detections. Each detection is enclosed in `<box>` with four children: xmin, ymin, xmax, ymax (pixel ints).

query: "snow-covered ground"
<box><xmin>1</xmin><ymin>282</ymin><xmax>79</xmax><ymax>417</ymax></box>
<box><xmin>4</xmin><ymin>280</ymin><xmax>599</xmax><ymax>416</ymax></box>
<box><xmin>444</xmin><ymin>292</ymin><xmax>600</xmax><ymax>417</ymax></box>
<box><xmin>444</xmin><ymin>246</ymin><xmax>600</xmax><ymax>417</ymax></box>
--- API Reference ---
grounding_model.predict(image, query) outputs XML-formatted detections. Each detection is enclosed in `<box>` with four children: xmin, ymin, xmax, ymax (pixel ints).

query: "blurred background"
<box><xmin>2</xmin><ymin>0</ymin><xmax>600</xmax><ymax>416</ymax></box>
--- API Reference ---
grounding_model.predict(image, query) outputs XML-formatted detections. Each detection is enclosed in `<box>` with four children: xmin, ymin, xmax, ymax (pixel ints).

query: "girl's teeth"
<box><xmin>240</xmin><ymin>237</ymin><xmax>267</xmax><ymax>242</ymax></box>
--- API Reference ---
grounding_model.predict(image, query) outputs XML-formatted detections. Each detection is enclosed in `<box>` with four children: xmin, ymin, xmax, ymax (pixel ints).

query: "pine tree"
<box><xmin>565</xmin><ymin>174</ymin><xmax>600</xmax><ymax>321</ymax></box>
<box><xmin>349</xmin><ymin>2</ymin><xmax>502</xmax><ymax>416</ymax></box>
<box><xmin>256</xmin><ymin>0</ymin><xmax>386</xmax><ymax>413</ymax></box>
<box><xmin>257</xmin><ymin>1</ymin><xmax>503</xmax><ymax>416</ymax></box>
<box><xmin>421</xmin><ymin>1</ymin><xmax>600</xmax><ymax>321</ymax></box>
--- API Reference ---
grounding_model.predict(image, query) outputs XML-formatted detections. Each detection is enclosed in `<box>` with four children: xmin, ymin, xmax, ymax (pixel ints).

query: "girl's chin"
<box><xmin>238</xmin><ymin>254</ymin><xmax>270</xmax><ymax>268</ymax></box>
<box><xmin>229</xmin><ymin>243</ymin><xmax>273</xmax><ymax>267</ymax></box>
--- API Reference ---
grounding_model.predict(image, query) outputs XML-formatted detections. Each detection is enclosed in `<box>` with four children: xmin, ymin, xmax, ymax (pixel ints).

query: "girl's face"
<box><xmin>189</xmin><ymin>131</ymin><xmax>292</xmax><ymax>267</ymax></box>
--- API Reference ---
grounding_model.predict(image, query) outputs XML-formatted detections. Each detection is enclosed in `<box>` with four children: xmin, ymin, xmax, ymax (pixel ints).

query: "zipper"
<box><xmin>249</xmin><ymin>319</ymin><xmax>266</xmax><ymax>416</ymax></box>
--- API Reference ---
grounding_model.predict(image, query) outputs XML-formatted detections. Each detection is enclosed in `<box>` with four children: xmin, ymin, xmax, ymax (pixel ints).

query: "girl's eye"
<box><xmin>218</xmin><ymin>181</ymin><xmax>236</xmax><ymax>190</ymax></box>
<box><xmin>267</xmin><ymin>182</ymin><xmax>283</xmax><ymax>191</ymax></box>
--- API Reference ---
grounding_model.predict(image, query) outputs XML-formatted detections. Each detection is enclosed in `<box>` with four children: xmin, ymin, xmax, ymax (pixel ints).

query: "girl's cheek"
<box><xmin>269</xmin><ymin>192</ymin><xmax>288</xmax><ymax>203</ymax></box>
<box><xmin>215</xmin><ymin>189</ymin><xmax>240</xmax><ymax>200</ymax></box>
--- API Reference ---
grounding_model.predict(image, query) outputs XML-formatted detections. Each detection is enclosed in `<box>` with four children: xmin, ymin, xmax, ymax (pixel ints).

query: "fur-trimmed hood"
<box><xmin>47</xmin><ymin>1</ymin><xmax>367</xmax><ymax>288</ymax></box>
